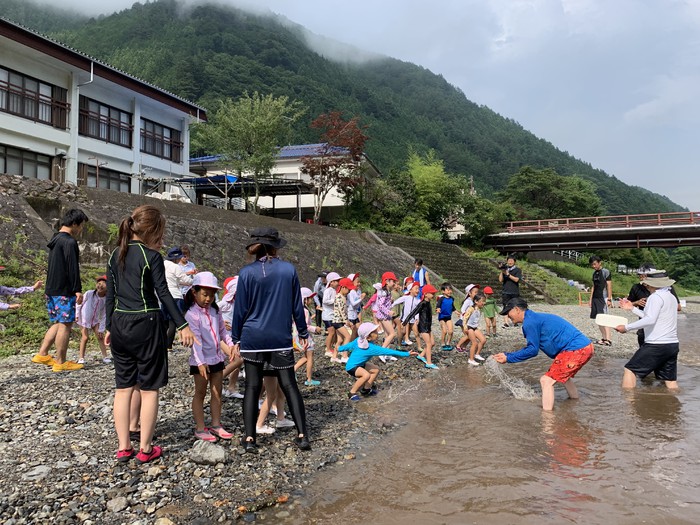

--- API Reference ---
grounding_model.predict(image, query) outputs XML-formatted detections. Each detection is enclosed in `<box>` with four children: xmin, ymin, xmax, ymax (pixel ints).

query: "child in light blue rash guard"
<box><xmin>340</xmin><ymin>322</ymin><xmax>416</xmax><ymax>400</ymax></box>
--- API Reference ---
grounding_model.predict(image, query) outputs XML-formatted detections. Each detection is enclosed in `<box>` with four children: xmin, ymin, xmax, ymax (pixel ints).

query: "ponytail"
<box><xmin>116</xmin><ymin>205</ymin><xmax>166</xmax><ymax>270</ymax></box>
<box><xmin>117</xmin><ymin>216</ymin><xmax>134</xmax><ymax>270</ymax></box>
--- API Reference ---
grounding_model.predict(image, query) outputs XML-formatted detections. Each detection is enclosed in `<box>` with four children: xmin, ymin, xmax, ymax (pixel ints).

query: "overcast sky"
<box><xmin>54</xmin><ymin>0</ymin><xmax>699</xmax><ymax>210</ymax></box>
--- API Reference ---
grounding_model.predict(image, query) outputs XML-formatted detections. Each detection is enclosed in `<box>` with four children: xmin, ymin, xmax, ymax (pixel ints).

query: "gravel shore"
<box><xmin>0</xmin><ymin>301</ymin><xmax>696</xmax><ymax>524</ymax></box>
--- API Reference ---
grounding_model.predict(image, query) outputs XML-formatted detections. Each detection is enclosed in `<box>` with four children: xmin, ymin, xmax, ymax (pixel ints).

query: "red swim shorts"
<box><xmin>545</xmin><ymin>343</ymin><xmax>594</xmax><ymax>383</ymax></box>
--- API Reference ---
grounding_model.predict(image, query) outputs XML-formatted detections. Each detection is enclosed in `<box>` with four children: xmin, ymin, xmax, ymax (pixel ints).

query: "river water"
<box><xmin>272</xmin><ymin>314</ymin><xmax>700</xmax><ymax>524</ymax></box>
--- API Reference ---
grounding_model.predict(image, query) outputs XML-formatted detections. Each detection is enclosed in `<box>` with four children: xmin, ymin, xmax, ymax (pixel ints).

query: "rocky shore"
<box><xmin>0</xmin><ymin>302</ymin><xmax>696</xmax><ymax>524</ymax></box>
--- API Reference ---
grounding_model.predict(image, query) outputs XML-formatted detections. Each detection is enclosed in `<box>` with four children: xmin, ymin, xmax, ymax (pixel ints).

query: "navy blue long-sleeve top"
<box><xmin>231</xmin><ymin>256</ymin><xmax>308</xmax><ymax>352</ymax></box>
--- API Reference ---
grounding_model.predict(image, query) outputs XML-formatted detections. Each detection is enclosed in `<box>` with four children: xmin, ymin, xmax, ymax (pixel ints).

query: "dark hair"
<box><xmin>473</xmin><ymin>292</ymin><xmax>486</xmax><ymax>303</ymax></box>
<box><xmin>181</xmin><ymin>245</ymin><xmax>191</xmax><ymax>256</ymax></box>
<box><xmin>117</xmin><ymin>205</ymin><xmax>166</xmax><ymax>270</ymax></box>
<box><xmin>441</xmin><ymin>282</ymin><xmax>452</xmax><ymax>291</ymax></box>
<box><xmin>61</xmin><ymin>209</ymin><xmax>89</xmax><ymax>227</ymax></box>
<box><xmin>184</xmin><ymin>285</ymin><xmax>220</xmax><ymax>312</ymax></box>
<box><xmin>506</xmin><ymin>254</ymin><xmax>516</xmax><ymax>262</ymax></box>
<box><xmin>589</xmin><ymin>255</ymin><xmax>602</xmax><ymax>264</ymax></box>
<box><xmin>247</xmin><ymin>243</ymin><xmax>277</xmax><ymax>261</ymax></box>
<box><xmin>415</xmin><ymin>258</ymin><xmax>423</xmax><ymax>265</ymax></box>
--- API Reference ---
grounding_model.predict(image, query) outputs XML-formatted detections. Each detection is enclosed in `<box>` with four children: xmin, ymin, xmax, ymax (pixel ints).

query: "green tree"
<box><xmin>668</xmin><ymin>247</ymin><xmax>700</xmax><ymax>291</ymax></box>
<box><xmin>197</xmin><ymin>92</ymin><xmax>306</xmax><ymax>211</ymax></box>
<box><xmin>498</xmin><ymin>166</ymin><xmax>603</xmax><ymax>219</ymax></box>
<box><xmin>458</xmin><ymin>195</ymin><xmax>514</xmax><ymax>246</ymax></box>
<box><xmin>406</xmin><ymin>150</ymin><xmax>464</xmax><ymax>232</ymax></box>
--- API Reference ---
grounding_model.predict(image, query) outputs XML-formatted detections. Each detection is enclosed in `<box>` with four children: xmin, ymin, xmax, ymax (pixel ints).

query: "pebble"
<box><xmin>106</xmin><ymin>496</ymin><xmax>128</xmax><ymax>513</ymax></box>
<box><xmin>0</xmin><ymin>303</ymin><xmax>676</xmax><ymax>522</ymax></box>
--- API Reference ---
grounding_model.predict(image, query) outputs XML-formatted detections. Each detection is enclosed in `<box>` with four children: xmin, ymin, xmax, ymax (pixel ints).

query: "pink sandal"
<box><xmin>194</xmin><ymin>428</ymin><xmax>217</xmax><ymax>442</ymax></box>
<box><xmin>209</xmin><ymin>426</ymin><xmax>233</xmax><ymax>440</ymax></box>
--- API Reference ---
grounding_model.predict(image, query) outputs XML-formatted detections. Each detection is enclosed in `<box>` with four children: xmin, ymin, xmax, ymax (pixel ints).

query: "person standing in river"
<box><xmin>616</xmin><ymin>273</ymin><xmax>680</xmax><ymax>390</ymax></box>
<box><xmin>493</xmin><ymin>298</ymin><xmax>594</xmax><ymax>411</ymax></box>
<box><xmin>230</xmin><ymin>227</ymin><xmax>311</xmax><ymax>453</ymax></box>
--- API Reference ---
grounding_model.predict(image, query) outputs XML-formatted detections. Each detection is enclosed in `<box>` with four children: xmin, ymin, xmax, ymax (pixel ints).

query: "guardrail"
<box><xmin>502</xmin><ymin>211</ymin><xmax>700</xmax><ymax>233</ymax></box>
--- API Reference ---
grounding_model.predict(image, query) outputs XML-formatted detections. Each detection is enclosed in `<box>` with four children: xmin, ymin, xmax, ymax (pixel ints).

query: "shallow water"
<box><xmin>272</xmin><ymin>314</ymin><xmax>700</xmax><ymax>524</ymax></box>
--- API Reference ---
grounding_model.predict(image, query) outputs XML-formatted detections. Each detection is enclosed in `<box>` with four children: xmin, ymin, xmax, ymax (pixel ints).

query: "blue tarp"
<box><xmin>178</xmin><ymin>174</ymin><xmax>238</xmax><ymax>186</ymax></box>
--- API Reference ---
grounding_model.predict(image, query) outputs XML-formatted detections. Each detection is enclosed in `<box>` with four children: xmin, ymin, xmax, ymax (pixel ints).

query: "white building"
<box><xmin>0</xmin><ymin>17</ymin><xmax>206</xmax><ymax>194</ymax></box>
<box><xmin>189</xmin><ymin>143</ymin><xmax>381</xmax><ymax>223</ymax></box>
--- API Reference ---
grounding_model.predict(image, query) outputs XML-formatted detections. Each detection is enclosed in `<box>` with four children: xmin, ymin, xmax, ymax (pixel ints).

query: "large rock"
<box><xmin>22</xmin><ymin>465</ymin><xmax>51</xmax><ymax>481</ymax></box>
<box><xmin>189</xmin><ymin>440</ymin><xmax>228</xmax><ymax>465</ymax></box>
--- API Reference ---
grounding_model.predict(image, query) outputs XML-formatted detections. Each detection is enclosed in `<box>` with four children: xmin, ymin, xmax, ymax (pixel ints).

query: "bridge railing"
<box><xmin>502</xmin><ymin>211</ymin><xmax>700</xmax><ymax>233</ymax></box>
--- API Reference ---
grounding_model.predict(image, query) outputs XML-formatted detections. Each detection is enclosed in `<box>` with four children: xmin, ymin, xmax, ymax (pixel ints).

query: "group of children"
<box><xmin>2</xmin><ymin>249</ymin><xmax>503</xmax><ymax>450</ymax></box>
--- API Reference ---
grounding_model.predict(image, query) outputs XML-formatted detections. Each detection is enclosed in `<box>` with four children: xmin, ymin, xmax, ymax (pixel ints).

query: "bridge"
<box><xmin>486</xmin><ymin>211</ymin><xmax>700</xmax><ymax>252</ymax></box>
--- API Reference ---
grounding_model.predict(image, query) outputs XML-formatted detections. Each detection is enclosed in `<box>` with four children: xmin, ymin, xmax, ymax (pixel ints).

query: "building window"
<box><xmin>79</xmin><ymin>97</ymin><xmax>132</xmax><ymax>147</ymax></box>
<box><xmin>77</xmin><ymin>162</ymin><xmax>131</xmax><ymax>193</ymax></box>
<box><xmin>0</xmin><ymin>67</ymin><xmax>68</xmax><ymax>128</ymax></box>
<box><xmin>0</xmin><ymin>145</ymin><xmax>51</xmax><ymax>179</ymax></box>
<box><xmin>141</xmin><ymin>118</ymin><xmax>182</xmax><ymax>162</ymax></box>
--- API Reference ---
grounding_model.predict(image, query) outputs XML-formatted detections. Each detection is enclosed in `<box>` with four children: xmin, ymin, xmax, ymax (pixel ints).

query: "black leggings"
<box><xmin>243</xmin><ymin>361</ymin><xmax>307</xmax><ymax>440</ymax></box>
<box><xmin>166</xmin><ymin>320</ymin><xmax>176</xmax><ymax>350</ymax></box>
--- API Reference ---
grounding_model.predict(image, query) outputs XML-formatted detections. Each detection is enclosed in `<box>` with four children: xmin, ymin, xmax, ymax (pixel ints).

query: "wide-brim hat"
<box><xmin>643</xmin><ymin>274</ymin><xmax>676</xmax><ymax>288</ymax></box>
<box><xmin>499</xmin><ymin>297</ymin><xmax>528</xmax><ymax>315</ymax></box>
<box><xmin>192</xmin><ymin>271</ymin><xmax>221</xmax><ymax>290</ymax></box>
<box><xmin>464</xmin><ymin>283</ymin><xmax>480</xmax><ymax>295</ymax></box>
<box><xmin>325</xmin><ymin>272</ymin><xmax>341</xmax><ymax>287</ymax></box>
<box><xmin>245</xmin><ymin>227</ymin><xmax>287</xmax><ymax>249</ymax></box>
<box><xmin>301</xmin><ymin>287</ymin><xmax>316</xmax><ymax>299</ymax></box>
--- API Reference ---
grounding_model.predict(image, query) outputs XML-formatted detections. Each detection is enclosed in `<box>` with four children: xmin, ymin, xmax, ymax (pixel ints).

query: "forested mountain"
<box><xmin>1</xmin><ymin>0</ymin><xmax>684</xmax><ymax>214</ymax></box>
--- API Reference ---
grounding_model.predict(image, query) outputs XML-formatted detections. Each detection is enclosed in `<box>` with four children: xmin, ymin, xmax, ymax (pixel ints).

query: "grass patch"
<box><xmin>0</xmin><ymin>245</ymin><xmax>110</xmax><ymax>357</ymax></box>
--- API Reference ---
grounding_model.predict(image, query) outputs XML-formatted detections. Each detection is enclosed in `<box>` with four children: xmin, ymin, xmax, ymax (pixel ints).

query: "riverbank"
<box><xmin>0</xmin><ymin>302</ymin><xmax>696</xmax><ymax>524</ymax></box>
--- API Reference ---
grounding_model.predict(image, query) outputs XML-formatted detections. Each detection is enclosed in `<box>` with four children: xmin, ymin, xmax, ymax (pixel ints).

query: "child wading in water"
<box><xmin>462</xmin><ymin>292</ymin><xmax>487</xmax><ymax>366</ymax></box>
<box><xmin>340</xmin><ymin>322</ymin><xmax>416</xmax><ymax>400</ymax></box>
<box><xmin>482</xmin><ymin>286</ymin><xmax>498</xmax><ymax>337</ymax></box>
<box><xmin>105</xmin><ymin>205</ymin><xmax>196</xmax><ymax>464</ymax></box>
<box><xmin>294</xmin><ymin>287</ymin><xmax>322</xmax><ymax>386</ymax></box>
<box><xmin>404</xmin><ymin>284</ymin><xmax>440</xmax><ymax>369</ymax></box>
<box><xmin>184</xmin><ymin>272</ymin><xmax>237</xmax><ymax>442</ymax></box>
<box><xmin>76</xmin><ymin>275</ymin><xmax>111</xmax><ymax>364</ymax></box>
<box><xmin>436</xmin><ymin>282</ymin><xmax>456</xmax><ymax>350</ymax></box>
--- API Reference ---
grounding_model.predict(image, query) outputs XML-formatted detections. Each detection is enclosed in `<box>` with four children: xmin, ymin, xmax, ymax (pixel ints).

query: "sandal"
<box><xmin>194</xmin><ymin>428</ymin><xmax>217</xmax><ymax>442</ymax></box>
<box><xmin>209</xmin><ymin>426</ymin><xmax>233</xmax><ymax>440</ymax></box>
<box><xmin>595</xmin><ymin>339</ymin><xmax>612</xmax><ymax>346</ymax></box>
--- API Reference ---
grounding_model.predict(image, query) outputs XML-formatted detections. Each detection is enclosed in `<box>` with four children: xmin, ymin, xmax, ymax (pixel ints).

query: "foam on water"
<box><xmin>483</xmin><ymin>356</ymin><xmax>539</xmax><ymax>400</ymax></box>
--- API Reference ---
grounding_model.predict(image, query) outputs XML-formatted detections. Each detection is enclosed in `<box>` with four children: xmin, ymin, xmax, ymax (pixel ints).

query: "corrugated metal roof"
<box><xmin>190</xmin><ymin>143</ymin><xmax>350</xmax><ymax>164</ymax></box>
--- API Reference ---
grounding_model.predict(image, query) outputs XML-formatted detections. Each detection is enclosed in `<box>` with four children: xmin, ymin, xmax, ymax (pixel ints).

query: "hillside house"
<box><xmin>0</xmin><ymin>18</ymin><xmax>205</xmax><ymax>195</ymax></box>
<box><xmin>189</xmin><ymin>143</ymin><xmax>381</xmax><ymax>224</ymax></box>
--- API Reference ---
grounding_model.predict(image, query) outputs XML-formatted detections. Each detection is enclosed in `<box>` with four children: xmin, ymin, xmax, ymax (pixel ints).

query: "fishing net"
<box><xmin>483</xmin><ymin>356</ymin><xmax>539</xmax><ymax>401</ymax></box>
